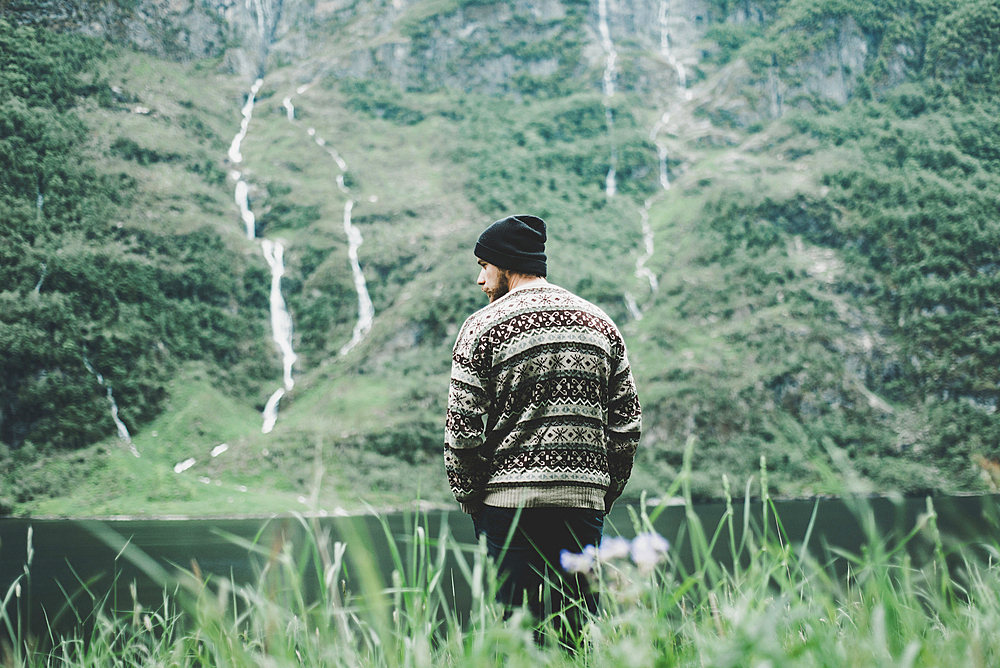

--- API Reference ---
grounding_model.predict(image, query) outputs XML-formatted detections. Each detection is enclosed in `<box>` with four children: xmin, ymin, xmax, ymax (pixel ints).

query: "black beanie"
<box><xmin>475</xmin><ymin>214</ymin><xmax>547</xmax><ymax>277</ymax></box>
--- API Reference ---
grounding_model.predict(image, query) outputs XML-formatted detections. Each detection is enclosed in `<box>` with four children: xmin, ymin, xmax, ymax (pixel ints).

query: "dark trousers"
<box><xmin>473</xmin><ymin>505</ymin><xmax>603</xmax><ymax>648</ymax></box>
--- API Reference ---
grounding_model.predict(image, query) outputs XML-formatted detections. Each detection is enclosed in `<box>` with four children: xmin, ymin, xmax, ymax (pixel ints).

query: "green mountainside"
<box><xmin>1</xmin><ymin>0</ymin><xmax>999</xmax><ymax>517</ymax></box>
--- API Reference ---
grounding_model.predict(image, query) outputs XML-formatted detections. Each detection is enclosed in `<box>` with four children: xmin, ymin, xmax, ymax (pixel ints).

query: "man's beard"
<box><xmin>485</xmin><ymin>271</ymin><xmax>510</xmax><ymax>303</ymax></box>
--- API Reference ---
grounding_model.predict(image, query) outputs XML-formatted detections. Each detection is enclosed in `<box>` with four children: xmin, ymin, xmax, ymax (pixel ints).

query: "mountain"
<box><xmin>2</xmin><ymin>0</ymin><xmax>999</xmax><ymax>516</ymax></box>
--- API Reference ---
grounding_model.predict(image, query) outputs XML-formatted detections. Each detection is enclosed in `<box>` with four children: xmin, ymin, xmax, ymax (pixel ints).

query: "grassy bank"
<box><xmin>4</xmin><ymin>444</ymin><xmax>1000</xmax><ymax>667</ymax></box>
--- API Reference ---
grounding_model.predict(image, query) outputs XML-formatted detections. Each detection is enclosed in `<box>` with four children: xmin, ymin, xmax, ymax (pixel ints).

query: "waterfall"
<box><xmin>597</xmin><ymin>0</ymin><xmax>616</xmax><ymax>99</ymax></box>
<box><xmin>628</xmin><ymin>0</ymin><xmax>696</xmax><ymax>318</ymax></box>
<box><xmin>246</xmin><ymin>0</ymin><xmax>283</xmax><ymax>72</ymax></box>
<box><xmin>286</xmin><ymin>85</ymin><xmax>374</xmax><ymax>355</ymax></box>
<box><xmin>34</xmin><ymin>262</ymin><xmax>46</xmax><ymax>294</ymax></box>
<box><xmin>262</xmin><ymin>239</ymin><xmax>297</xmax><ymax>392</ymax></box>
<box><xmin>281</xmin><ymin>83</ymin><xmax>310</xmax><ymax>121</ymax></box>
<box><xmin>624</xmin><ymin>292</ymin><xmax>642</xmax><ymax>321</ymax></box>
<box><xmin>223</xmin><ymin>3</ymin><xmax>297</xmax><ymax>433</ymax></box>
<box><xmin>339</xmin><ymin>200</ymin><xmax>374</xmax><ymax>355</ymax></box>
<box><xmin>35</xmin><ymin>194</ymin><xmax>46</xmax><ymax>293</ymax></box>
<box><xmin>261</xmin><ymin>387</ymin><xmax>284</xmax><ymax>434</ymax></box>
<box><xmin>659</xmin><ymin>0</ymin><xmax>691</xmax><ymax>100</ymax></box>
<box><xmin>259</xmin><ymin>239</ymin><xmax>296</xmax><ymax>434</ymax></box>
<box><xmin>250</xmin><ymin>0</ymin><xmax>269</xmax><ymax>39</ymax></box>
<box><xmin>635</xmin><ymin>202</ymin><xmax>659</xmax><ymax>292</ymax></box>
<box><xmin>228</xmin><ymin>79</ymin><xmax>262</xmax><ymax>166</ymax></box>
<box><xmin>598</xmin><ymin>0</ymin><xmax>618</xmax><ymax>197</ymax></box>
<box><xmin>648</xmin><ymin>0</ymin><xmax>693</xmax><ymax>192</ymax></box>
<box><xmin>225</xmin><ymin>78</ymin><xmax>300</xmax><ymax>433</ymax></box>
<box><xmin>235</xmin><ymin>180</ymin><xmax>256</xmax><ymax>239</ymax></box>
<box><xmin>651</xmin><ymin>0</ymin><xmax>680</xmax><ymax>193</ymax></box>
<box><xmin>83</xmin><ymin>355</ymin><xmax>140</xmax><ymax>457</ymax></box>
<box><xmin>174</xmin><ymin>444</ymin><xmax>228</xmax><ymax>474</ymax></box>
<box><xmin>229</xmin><ymin>78</ymin><xmax>263</xmax><ymax>239</ymax></box>
<box><xmin>650</xmin><ymin>111</ymin><xmax>671</xmax><ymax>190</ymax></box>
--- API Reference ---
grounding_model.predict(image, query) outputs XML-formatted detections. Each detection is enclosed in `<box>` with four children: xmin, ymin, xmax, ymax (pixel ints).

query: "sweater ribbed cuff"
<box><xmin>460</xmin><ymin>501</ymin><xmax>484</xmax><ymax>514</ymax></box>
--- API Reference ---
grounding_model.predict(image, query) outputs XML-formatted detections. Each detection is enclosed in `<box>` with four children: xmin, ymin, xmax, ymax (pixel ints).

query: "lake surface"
<box><xmin>2</xmin><ymin>494</ymin><xmax>999</xmax><ymax>640</ymax></box>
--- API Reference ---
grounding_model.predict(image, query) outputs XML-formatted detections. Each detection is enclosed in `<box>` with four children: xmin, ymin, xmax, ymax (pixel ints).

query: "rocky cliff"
<box><xmin>1</xmin><ymin>0</ymin><xmax>894</xmax><ymax>116</ymax></box>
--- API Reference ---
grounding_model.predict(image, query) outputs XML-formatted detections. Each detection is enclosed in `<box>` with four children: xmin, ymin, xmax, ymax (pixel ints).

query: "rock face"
<box><xmin>3</xmin><ymin>1</ymin><xmax>225</xmax><ymax>59</ymax></box>
<box><xmin>315</xmin><ymin>0</ymin><xmax>719</xmax><ymax>97</ymax></box>
<box><xmin>0</xmin><ymin>0</ymin><xmax>713</xmax><ymax>95</ymax></box>
<box><xmin>772</xmin><ymin>16</ymin><xmax>868</xmax><ymax>110</ymax></box>
<box><xmin>1</xmin><ymin>0</ymin><xmax>906</xmax><ymax>116</ymax></box>
<box><xmin>695</xmin><ymin>14</ymin><xmax>871</xmax><ymax>130</ymax></box>
<box><xmin>0</xmin><ymin>0</ymin><xmax>304</xmax><ymax>79</ymax></box>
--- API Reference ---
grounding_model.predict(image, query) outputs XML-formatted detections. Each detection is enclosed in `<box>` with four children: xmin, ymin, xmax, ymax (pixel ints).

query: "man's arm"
<box><xmin>444</xmin><ymin>349</ymin><xmax>492</xmax><ymax>514</ymax></box>
<box><xmin>605</xmin><ymin>349</ymin><xmax>641</xmax><ymax>513</ymax></box>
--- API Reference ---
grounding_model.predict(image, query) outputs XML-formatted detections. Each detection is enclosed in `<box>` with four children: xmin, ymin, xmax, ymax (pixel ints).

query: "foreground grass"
<box><xmin>4</xmin><ymin>448</ymin><xmax>1000</xmax><ymax>667</ymax></box>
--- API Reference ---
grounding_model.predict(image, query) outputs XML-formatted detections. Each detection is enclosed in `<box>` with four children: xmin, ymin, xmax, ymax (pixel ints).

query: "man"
<box><xmin>444</xmin><ymin>213</ymin><xmax>641</xmax><ymax>647</ymax></box>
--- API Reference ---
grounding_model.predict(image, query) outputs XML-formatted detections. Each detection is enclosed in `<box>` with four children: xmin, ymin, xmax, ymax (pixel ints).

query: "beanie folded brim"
<box><xmin>475</xmin><ymin>241</ymin><xmax>547</xmax><ymax>276</ymax></box>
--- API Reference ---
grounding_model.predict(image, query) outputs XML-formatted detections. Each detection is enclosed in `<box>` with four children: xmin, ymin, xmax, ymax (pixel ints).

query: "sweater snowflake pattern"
<box><xmin>445</xmin><ymin>285</ymin><xmax>641</xmax><ymax>514</ymax></box>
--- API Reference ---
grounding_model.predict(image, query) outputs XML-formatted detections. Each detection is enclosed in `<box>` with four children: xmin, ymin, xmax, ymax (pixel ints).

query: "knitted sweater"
<box><xmin>445</xmin><ymin>284</ymin><xmax>641</xmax><ymax>514</ymax></box>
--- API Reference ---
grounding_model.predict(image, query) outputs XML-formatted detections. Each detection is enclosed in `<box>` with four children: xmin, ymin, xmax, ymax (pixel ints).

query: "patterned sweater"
<box><xmin>445</xmin><ymin>284</ymin><xmax>641</xmax><ymax>514</ymax></box>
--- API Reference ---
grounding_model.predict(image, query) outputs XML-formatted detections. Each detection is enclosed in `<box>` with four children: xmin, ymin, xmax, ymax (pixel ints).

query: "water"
<box><xmin>235</xmin><ymin>179</ymin><xmax>256</xmax><ymax>240</ymax></box>
<box><xmin>635</xmin><ymin>202</ymin><xmax>658</xmax><ymax>293</ymax></box>
<box><xmin>283</xmin><ymin>87</ymin><xmax>373</xmax><ymax>356</ymax></box>
<box><xmin>229</xmin><ymin>79</ymin><xmax>264</xmax><ymax>239</ymax></box>
<box><xmin>340</xmin><ymin>200</ymin><xmax>374</xmax><ymax>355</ymax></box>
<box><xmin>3</xmin><ymin>494</ymin><xmax>999</xmax><ymax>641</ymax></box>
<box><xmin>628</xmin><ymin>0</ymin><xmax>698</xmax><ymax>318</ymax></box>
<box><xmin>227</xmin><ymin>79</ymin><xmax>263</xmax><ymax>166</ymax></box>
<box><xmin>226</xmin><ymin>80</ymin><xmax>300</xmax><ymax>432</ymax></box>
<box><xmin>261</xmin><ymin>387</ymin><xmax>284</xmax><ymax>434</ymax></box>
<box><xmin>82</xmin><ymin>355</ymin><xmax>139</xmax><ymax>457</ymax></box>
<box><xmin>33</xmin><ymin>262</ymin><xmax>46</xmax><ymax>294</ymax></box>
<box><xmin>597</xmin><ymin>0</ymin><xmax>617</xmax><ymax>198</ymax></box>
<box><xmin>261</xmin><ymin>239</ymin><xmax>297</xmax><ymax>392</ymax></box>
<box><xmin>624</xmin><ymin>201</ymin><xmax>659</xmax><ymax>320</ymax></box>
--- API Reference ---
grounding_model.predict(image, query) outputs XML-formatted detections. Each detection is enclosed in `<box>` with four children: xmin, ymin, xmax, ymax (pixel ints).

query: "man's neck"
<box><xmin>507</xmin><ymin>274</ymin><xmax>548</xmax><ymax>294</ymax></box>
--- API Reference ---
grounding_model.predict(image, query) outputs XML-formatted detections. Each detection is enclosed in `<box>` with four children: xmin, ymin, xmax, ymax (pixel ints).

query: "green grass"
<box><xmin>23</xmin><ymin>363</ymin><xmax>455</xmax><ymax>518</ymax></box>
<box><xmin>6</xmin><ymin>448</ymin><xmax>1000</xmax><ymax>666</ymax></box>
<box><xmin>83</xmin><ymin>49</ymin><xmax>246</xmax><ymax>237</ymax></box>
<box><xmin>25</xmin><ymin>364</ymin><xmax>309</xmax><ymax>517</ymax></box>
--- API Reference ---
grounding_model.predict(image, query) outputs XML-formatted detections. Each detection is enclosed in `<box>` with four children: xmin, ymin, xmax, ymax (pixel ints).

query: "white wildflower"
<box><xmin>560</xmin><ymin>545</ymin><xmax>597</xmax><ymax>574</ymax></box>
<box><xmin>630</xmin><ymin>532</ymin><xmax>670</xmax><ymax>572</ymax></box>
<box><xmin>597</xmin><ymin>536</ymin><xmax>632</xmax><ymax>561</ymax></box>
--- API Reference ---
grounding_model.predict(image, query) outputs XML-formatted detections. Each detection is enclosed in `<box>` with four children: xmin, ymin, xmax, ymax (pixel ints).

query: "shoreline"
<box><xmin>3</xmin><ymin>491</ymin><xmax>996</xmax><ymax>522</ymax></box>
